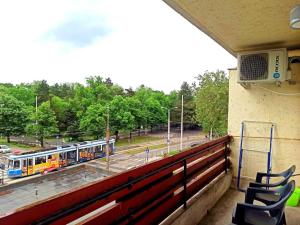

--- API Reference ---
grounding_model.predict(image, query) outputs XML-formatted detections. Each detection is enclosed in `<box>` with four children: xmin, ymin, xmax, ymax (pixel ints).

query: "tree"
<box><xmin>109</xmin><ymin>96</ymin><xmax>135</xmax><ymax>139</ymax></box>
<box><xmin>173</xmin><ymin>82</ymin><xmax>197</xmax><ymax>127</ymax></box>
<box><xmin>50</xmin><ymin>96</ymin><xmax>68</xmax><ymax>131</ymax></box>
<box><xmin>0</xmin><ymin>94</ymin><xmax>28</xmax><ymax>142</ymax></box>
<box><xmin>144</xmin><ymin>97</ymin><xmax>166</xmax><ymax>129</ymax></box>
<box><xmin>32</xmin><ymin>80</ymin><xmax>50</xmax><ymax>104</ymax></box>
<box><xmin>26</xmin><ymin>101</ymin><xmax>58</xmax><ymax>147</ymax></box>
<box><xmin>134</xmin><ymin>86</ymin><xmax>168</xmax><ymax>129</ymax></box>
<box><xmin>80</xmin><ymin>103</ymin><xmax>106</xmax><ymax>139</ymax></box>
<box><xmin>127</xmin><ymin>97</ymin><xmax>145</xmax><ymax>129</ymax></box>
<box><xmin>195</xmin><ymin>70</ymin><xmax>229</xmax><ymax>136</ymax></box>
<box><xmin>6</xmin><ymin>84</ymin><xmax>35</xmax><ymax>107</ymax></box>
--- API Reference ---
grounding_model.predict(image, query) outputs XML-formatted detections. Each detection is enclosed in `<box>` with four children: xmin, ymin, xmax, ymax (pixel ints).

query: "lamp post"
<box><xmin>180</xmin><ymin>95</ymin><xmax>183</xmax><ymax>151</ymax></box>
<box><xmin>105</xmin><ymin>106</ymin><xmax>110</xmax><ymax>171</ymax></box>
<box><xmin>161</xmin><ymin>107</ymin><xmax>170</xmax><ymax>154</ymax></box>
<box><xmin>162</xmin><ymin>107</ymin><xmax>178</xmax><ymax>154</ymax></box>
<box><xmin>35</xmin><ymin>96</ymin><xmax>38</xmax><ymax>144</ymax></box>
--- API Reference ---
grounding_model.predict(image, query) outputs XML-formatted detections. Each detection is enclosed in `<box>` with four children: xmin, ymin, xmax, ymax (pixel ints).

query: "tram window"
<box><xmin>35</xmin><ymin>156</ymin><xmax>46</xmax><ymax>164</ymax></box>
<box><xmin>14</xmin><ymin>160</ymin><xmax>20</xmax><ymax>169</ymax></box>
<box><xmin>22</xmin><ymin>160</ymin><xmax>27</xmax><ymax>167</ymax></box>
<box><xmin>59</xmin><ymin>153</ymin><xmax>65</xmax><ymax>160</ymax></box>
<box><xmin>8</xmin><ymin>160</ymin><xmax>13</xmax><ymax>169</ymax></box>
<box><xmin>28</xmin><ymin>159</ymin><xmax>33</xmax><ymax>166</ymax></box>
<box><xmin>67</xmin><ymin>151</ymin><xmax>76</xmax><ymax>159</ymax></box>
<box><xmin>48</xmin><ymin>155</ymin><xmax>52</xmax><ymax>160</ymax></box>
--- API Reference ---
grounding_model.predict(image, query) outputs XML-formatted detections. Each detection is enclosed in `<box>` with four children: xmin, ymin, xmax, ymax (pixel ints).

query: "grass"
<box><xmin>0</xmin><ymin>138</ymin><xmax>40</xmax><ymax>151</ymax></box>
<box><xmin>167</xmin><ymin>150</ymin><xmax>180</xmax><ymax>156</ymax></box>
<box><xmin>125</xmin><ymin>143</ymin><xmax>167</xmax><ymax>155</ymax></box>
<box><xmin>115</xmin><ymin>136</ymin><xmax>162</xmax><ymax>147</ymax></box>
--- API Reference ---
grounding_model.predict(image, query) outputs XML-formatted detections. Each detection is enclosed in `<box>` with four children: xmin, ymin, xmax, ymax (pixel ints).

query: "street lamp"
<box><xmin>162</xmin><ymin>107</ymin><xmax>178</xmax><ymax>154</ymax></box>
<box><xmin>35</xmin><ymin>96</ymin><xmax>38</xmax><ymax>144</ymax></box>
<box><xmin>105</xmin><ymin>105</ymin><xmax>110</xmax><ymax>171</ymax></box>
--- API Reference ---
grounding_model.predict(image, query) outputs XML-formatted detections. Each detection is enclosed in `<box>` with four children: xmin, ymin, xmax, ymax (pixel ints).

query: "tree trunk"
<box><xmin>115</xmin><ymin>131</ymin><xmax>119</xmax><ymax>141</ymax></box>
<box><xmin>129</xmin><ymin>131</ymin><xmax>132</xmax><ymax>139</ymax></box>
<box><xmin>7</xmin><ymin>136</ymin><xmax>10</xmax><ymax>143</ymax></box>
<box><xmin>40</xmin><ymin>136</ymin><xmax>44</xmax><ymax>147</ymax></box>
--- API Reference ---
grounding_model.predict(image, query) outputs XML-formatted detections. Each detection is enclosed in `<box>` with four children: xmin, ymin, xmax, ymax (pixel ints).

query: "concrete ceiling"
<box><xmin>163</xmin><ymin>0</ymin><xmax>300</xmax><ymax>56</ymax></box>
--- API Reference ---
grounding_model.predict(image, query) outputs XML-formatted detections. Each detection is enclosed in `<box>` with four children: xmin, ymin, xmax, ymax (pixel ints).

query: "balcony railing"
<box><xmin>0</xmin><ymin>135</ymin><xmax>231</xmax><ymax>225</ymax></box>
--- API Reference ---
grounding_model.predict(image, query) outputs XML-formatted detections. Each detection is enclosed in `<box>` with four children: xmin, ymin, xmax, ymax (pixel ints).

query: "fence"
<box><xmin>0</xmin><ymin>135</ymin><xmax>231</xmax><ymax>225</ymax></box>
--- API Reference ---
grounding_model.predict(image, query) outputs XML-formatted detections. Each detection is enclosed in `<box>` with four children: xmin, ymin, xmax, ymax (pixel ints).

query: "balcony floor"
<box><xmin>198</xmin><ymin>188</ymin><xmax>300</xmax><ymax>225</ymax></box>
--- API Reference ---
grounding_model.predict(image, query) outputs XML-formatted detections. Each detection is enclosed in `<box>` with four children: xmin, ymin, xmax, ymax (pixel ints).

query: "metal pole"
<box><xmin>1</xmin><ymin>170</ymin><xmax>4</xmax><ymax>185</ymax></box>
<box><xmin>106</xmin><ymin>106</ymin><xmax>110</xmax><ymax>171</ymax></box>
<box><xmin>237</xmin><ymin>122</ymin><xmax>245</xmax><ymax>192</ymax></box>
<box><xmin>267</xmin><ymin>124</ymin><xmax>274</xmax><ymax>186</ymax></box>
<box><xmin>167</xmin><ymin>109</ymin><xmax>170</xmax><ymax>154</ymax></box>
<box><xmin>35</xmin><ymin>96</ymin><xmax>38</xmax><ymax>144</ymax></box>
<box><xmin>180</xmin><ymin>95</ymin><xmax>183</xmax><ymax>151</ymax></box>
<box><xmin>35</xmin><ymin>96</ymin><xmax>38</xmax><ymax>124</ymax></box>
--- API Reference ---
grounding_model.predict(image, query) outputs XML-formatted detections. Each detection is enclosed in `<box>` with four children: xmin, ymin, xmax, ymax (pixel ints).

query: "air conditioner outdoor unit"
<box><xmin>237</xmin><ymin>48</ymin><xmax>288</xmax><ymax>83</ymax></box>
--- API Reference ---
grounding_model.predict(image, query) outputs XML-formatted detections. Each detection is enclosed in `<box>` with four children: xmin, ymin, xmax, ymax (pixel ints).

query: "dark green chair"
<box><xmin>232</xmin><ymin>180</ymin><xmax>295</xmax><ymax>225</ymax></box>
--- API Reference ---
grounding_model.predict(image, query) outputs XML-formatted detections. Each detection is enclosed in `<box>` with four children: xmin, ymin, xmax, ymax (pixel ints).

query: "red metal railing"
<box><xmin>0</xmin><ymin>136</ymin><xmax>231</xmax><ymax>225</ymax></box>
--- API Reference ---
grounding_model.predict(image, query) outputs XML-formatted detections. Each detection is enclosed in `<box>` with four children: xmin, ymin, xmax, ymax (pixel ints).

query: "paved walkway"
<box><xmin>86</xmin><ymin>136</ymin><xmax>208</xmax><ymax>173</ymax></box>
<box><xmin>0</xmin><ymin>165</ymin><xmax>111</xmax><ymax>216</ymax></box>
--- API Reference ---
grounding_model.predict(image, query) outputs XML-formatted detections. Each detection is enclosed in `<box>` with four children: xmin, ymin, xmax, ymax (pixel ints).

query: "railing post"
<box><xmin>225</xmin><ymin>143</ymin><xmax>229</xmax><ymax>173</ymax></box>
<box><xmin>183</xmin><ymin>159</ymin><xmax>187</xmax><ymax>209</ymax></box>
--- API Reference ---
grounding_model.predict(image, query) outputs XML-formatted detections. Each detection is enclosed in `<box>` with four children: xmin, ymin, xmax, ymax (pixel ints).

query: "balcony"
<box><xmin>1</xmin><ymin>135</ymin><xmax>299</xmax><ymax>224</ymax></box>
<box><xmin>0</xmin><ymin>136</ymin><xmax>231</xmax><ymax>224</ymax></box>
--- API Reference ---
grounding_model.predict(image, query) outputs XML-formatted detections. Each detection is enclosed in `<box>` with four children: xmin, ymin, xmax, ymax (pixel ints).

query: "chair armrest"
<box><xmin>249</xmin><ymin>181</ymin><xmax>280</xmax><ymax>188</ymax></box>
<box><xmin>256</xmin><ymin>172</ymin><xmax>282</xmax><ymax>183</ymax></box>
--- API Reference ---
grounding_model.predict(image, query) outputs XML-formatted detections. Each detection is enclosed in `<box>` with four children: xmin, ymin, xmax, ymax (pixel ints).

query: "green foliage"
<box><xmin>172</xmin><ymin>82</ymin><xmax>196</xmax><ymax>125</ymax></box>
<box><xmin>0</xmin><ymin>94</ymin><xmax>28</xmax><ymax>142</ymax></box>
<box><xmin>26</xmin><ymin>101</ymin><xmax>58</xmax><ymax>147</ymax></box>
<box><xmin>109</xmin><ymin>96</ymin><xmax>135</xmax><ymax>135</ymax></box>
<box><xmin>6</xmin><ymin>84</ymin><xmax>35</xmax><ymax>106</ymax></box>
<box><xmin>32</xmin><ymin>80</ymin><xmax>50</xmax><ymax>104</ymax></box>
<box><xmin>195</xmin><ymin>70</ymin><xmax>229</xmax><ymax>136</ymax></box>
<box><xmin>50</xmin><ymin>96</ymin><xmax>68</xmax><ymax>131</ymax></box>
<box><xmin>0</xmin><ymin>74</ymin><xmax>209</xmax><ymax>142</ymax></box>
<box><xmin>80</xmin><ymin>103</ymin><xmax>106</xmax><ymax>139</ymax></box>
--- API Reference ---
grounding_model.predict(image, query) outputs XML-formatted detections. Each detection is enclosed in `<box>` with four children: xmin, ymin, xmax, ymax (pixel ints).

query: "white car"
<box><xmin>0</xmin><ymin>145</ymin><xmax>11</xmax><ymax>153</ymax></box>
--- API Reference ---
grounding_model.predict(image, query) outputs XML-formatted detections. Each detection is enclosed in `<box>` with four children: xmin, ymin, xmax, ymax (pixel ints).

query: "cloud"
<box><xmin>47</xmin><ymin>12</ymin><xmax>111</xmax><ymax>47</ymax></box>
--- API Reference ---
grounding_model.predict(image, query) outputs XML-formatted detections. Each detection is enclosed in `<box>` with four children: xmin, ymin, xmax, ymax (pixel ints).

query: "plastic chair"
<box><xmin>249</xmin><ymin>165</ymin><xmax>295</xmax><ymax>189</ymax></box>
<box><xmin>232</xmin><ymin>180</ymin><xmax>295</xmax><ymax>225</ymax></box>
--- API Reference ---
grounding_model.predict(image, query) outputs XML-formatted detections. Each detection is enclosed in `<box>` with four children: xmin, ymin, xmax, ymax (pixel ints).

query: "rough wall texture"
<box><xmin>228</xmin><ymin>69</ymin><xmax>300</xmax><ymax>184</ymax></box>
<box><xmin>161</xmin><ymin>172</ymin><xmax>232</xmax><ymax>225</ymax></box>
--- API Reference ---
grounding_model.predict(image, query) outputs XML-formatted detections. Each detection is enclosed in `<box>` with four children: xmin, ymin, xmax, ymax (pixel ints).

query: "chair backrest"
<box><xmin>269</xmin><ymin>180</ymin><xmax>295</xmax><ymax>224</ymax></box>
<box><xmin>280</xmin><ymin>165</ymin><xmax>296</xmax><ymax>181</ymax></box>
<box><xmin>272</xmin><ymin>165</ymin><xmax>296</xmax><ymax>187</ymax></box>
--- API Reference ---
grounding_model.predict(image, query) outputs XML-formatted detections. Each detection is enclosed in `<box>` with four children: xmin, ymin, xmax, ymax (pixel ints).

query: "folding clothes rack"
<box><xmin>237</xmin><ymin>120</ymin><xmax>275</xmax><ymax>192</ymax></box>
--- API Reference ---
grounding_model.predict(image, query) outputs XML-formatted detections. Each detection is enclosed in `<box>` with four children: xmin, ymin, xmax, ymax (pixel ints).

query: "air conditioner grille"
<box><xmin>240</xmin><ymin>54</ymin><xmax>268</xmax><ymax>80</ymax></box>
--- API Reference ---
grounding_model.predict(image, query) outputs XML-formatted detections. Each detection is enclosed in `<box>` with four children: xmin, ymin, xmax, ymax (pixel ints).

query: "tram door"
<box><xmin>59</xmin><ymin>152</ymin><xmax>67</xmax><ymax>167</ymax></box>
<box><xmin>27</xmin><ymin>158</ymin><xmax>34</xmax><ymax>175</ymax></box>
<box><xmin>22</xmin><ymin>159</ymin><xmax>27</xmax><ymax>176</ymax></box>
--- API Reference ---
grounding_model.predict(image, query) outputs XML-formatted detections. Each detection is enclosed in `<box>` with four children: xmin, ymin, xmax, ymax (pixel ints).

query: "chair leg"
<box><xmin>279</xmin><ymin>212</ymin><xmax>287</xmax><ymax>225</ymax></box>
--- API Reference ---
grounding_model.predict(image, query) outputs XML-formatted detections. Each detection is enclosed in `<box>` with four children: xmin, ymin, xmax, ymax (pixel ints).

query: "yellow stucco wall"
<box><xmin>228</xmin><ymin>69</ymin><xmax>300</xmax><ymax>184</ymax></box>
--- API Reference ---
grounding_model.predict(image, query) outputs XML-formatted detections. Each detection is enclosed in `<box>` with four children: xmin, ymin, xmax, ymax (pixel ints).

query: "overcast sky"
<box><xmin>0</xmin><ymin>0</ymin><xmax>236</xmax><ymax>93</ymax></box>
